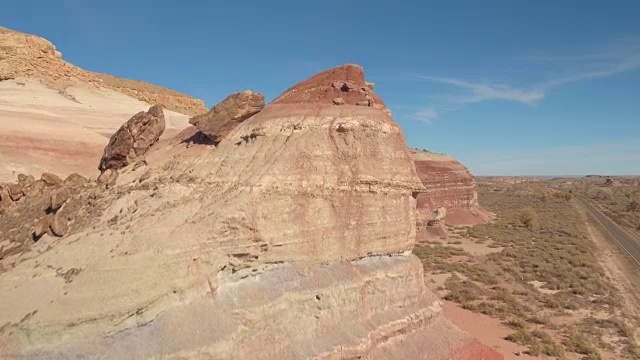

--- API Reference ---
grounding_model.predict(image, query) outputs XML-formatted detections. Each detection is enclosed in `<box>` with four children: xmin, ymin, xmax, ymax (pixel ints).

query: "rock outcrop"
<box><xmin>412</xmin><ymin>149</ymin><xmax>491</xmax><ymax>235</ymax></box>
<box><xmin>0</xmin><ymin>26</ymin><xmax>206</xmax><ymax>115</ymax></box>
<box><xmin>189</xmin><ymin>91</ymin><xmax>265</xmax><ymax>144</ymax></box>
<box><xmin>0</xmin><ymin>65</ymin><xmax>502</xmax><ymax>360</ymax></box>
<box><xmin>272</xmin><ymin>63</ymin><xmax>391</xmax><ymax>116</ymax></box>
<box><xmin>98</xmin><ymin>105</ymin><xmax>166</xmax><ymax>171</ymax></box>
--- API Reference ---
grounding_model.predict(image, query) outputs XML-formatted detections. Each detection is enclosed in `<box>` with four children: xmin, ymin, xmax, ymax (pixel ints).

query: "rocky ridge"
<box><xmin>0</xmin><ymin>65</ymin><xmax>501</xmax><ymax>359</ymax></box>
<box><xmin>0</xmin><ymin>26</ymin><xmax>206</xmax><ymax>116</ymax></box>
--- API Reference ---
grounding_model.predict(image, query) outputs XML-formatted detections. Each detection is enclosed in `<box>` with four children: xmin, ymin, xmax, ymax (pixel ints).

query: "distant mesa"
<box><xmin>411</xmin><ymin>148</ymin><xmax>491</xmax><ymax>241</ymax></box>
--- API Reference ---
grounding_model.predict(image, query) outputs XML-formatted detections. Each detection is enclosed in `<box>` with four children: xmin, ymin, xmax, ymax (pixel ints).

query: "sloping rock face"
<box><xmin>273</xmin><ymin>63</ymin><xmax>391</xmax><ymax>116</ymax></box>
<box><xmin>189</xmin><ymin>90</ymin><xmax>265</xmax><ymax>143</ymax></box>
<box><xmin>98</xmin><ymin>105</ymin><xmax>166</xmax><ymax>171</ymax></box>
<box><xmin>0</xmin><ymin>26</ymin><xmax>206</xmax><ymax>115</ymax></box>
<box><xmin>412</xmin><ymin>149</ymin><xmax>491</xmax><ymax>231</ymax></box>
<box><xmin>0</xmin><ymin>65</ymin><xmax>501</xmax><ymax>360</ymax></box>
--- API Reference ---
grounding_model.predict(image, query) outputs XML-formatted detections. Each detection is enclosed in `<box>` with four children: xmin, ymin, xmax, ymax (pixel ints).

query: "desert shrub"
<box><xmin>554</xmin><ymin>191</ymin><xmax>573</xmax><ymax>201</ymax></box>
<box><xmin>518</xmin><ymin>207</ymin><xmax>539</xmax><ymax>230</ymax></box>
<box><xmin>505</xmin><ymin>328</ymin><xmax>535</xmax><ymax>345</ymax></box>
<box><xmin>506</xmin><ymin>317</ymin><xmax>528</xmax><ymax>330</ymax></box>
<box><xmin>564</xmin><ymin>331</ymin><xmax>601</xmax><ymax>359</ymax></box>
<box><xmin>444</xmin><ymin>280</ymin><xmax>482</xmax><ymax>303</ymax></box>
<box><xmin>540</xmin><ymin>190</ymin><xmax>549</xmax><ymax>203</ymax></box>
<box><xmin>589</xmin><ymin>188</ymin><xmax>611</xmax><ymax>201</ymax></box>
<box><xmin>627</xmin><ymin>198</ymin><xmax>640</xmax><ymax>212</ymax></box>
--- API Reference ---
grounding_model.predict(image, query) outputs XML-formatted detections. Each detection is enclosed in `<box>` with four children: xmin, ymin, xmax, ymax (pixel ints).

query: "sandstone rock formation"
<box><xmin>412</xmin><ymin>149</ymin><xmax>491</xmax><ymax>237</ymax></box>
<box><xmin>41</xmin><ymin>173</ymin><xmax>63</xmax><ymax>186</ymax></box>
<box><xmin>189</xmin><ymin>91</ymin><xmax>265</xmax><ymax>144</ymax></box>
<box><xmin>0</xmin><ymin>26</ymin><xmax>206</xmax><ymax>116</ymax></box>
<box><xmin>0</xmin><ymin>65</ymin><xmax>502</xmax><ymax>359</ymax></box>
<box><xmin>98</xmin><ymin>105</ymin><xmax>166</xmax><ymax>171</ymax></box>
<box><xmin>272</xmin><ymin>63</ymin><xmax>391</xmax><ymax>116</ymax></box>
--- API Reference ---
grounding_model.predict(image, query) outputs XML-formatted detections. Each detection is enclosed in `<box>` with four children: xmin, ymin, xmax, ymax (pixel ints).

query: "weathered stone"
<box><xmin>0</xmin><ymin>189</ymin><xmax>12</xmax><ymax>210</ymax></box>
<box><xmin>189</xmin><ymin>91</ymin><xmax>265</xmax><ymax>144</ymax></box>
<box><xmin>17</xmin><ymin>173</ymin><xmax>35</xmax><ymax>186</ymax></box>
<box><xmin>25</xmin><ymin>180</ymin><xmax>46</xmax><ymax>196</ymax></box>
<box><xmin>332</xmin><ymin>97</ymin><xmax>345</xmax><ymax>105</ymax></box>
<box><xmin>99</xmin><ymin>105</ymin><xmax>165</xmax><ymax>171</ymax></box>
<box><xmin>50</xmin><ymin>212</ymin><xmax>68</xmax><ymax>237</ymax></box>
<box><xmin>97</xmin><ymin>169</ymin><xmax>118</xmax><ymax>188</ymax></box>
<box><xmin>132</xmin><ymin>160</ymin><xmax>147</xmax><ymax>171</ymax></box>
<box><xmin>365</xmin><ymin>81</ymin><xmax>375</xmax><ymax>89</ymax></box>
<box><xmin>64</xmin><ymin>173</ymin><xmax>88</xmax><ymax>187</ymax></box>
<box><xmin>431</xmin><ymin>207</ymin><xmax>447</xmax><ymax>221</ymax></box>
<box><xmin>138</xmin><ymin>170</ymin><xmax>152</xmax><ymax>183</ymax></box>
<box><xmin>41</xmin><ymin>173</ymin><xmax>63</xmax><ymax>186</ymax></box>
<box><xmin>7</xmin><ymin>183</ymin><xmax>24</xmax><ymax>201</ymax></box>
<box><xmin>50</xmin><ymin>187</ymin><xmax>70</xmax><ymax>210</ymax></box>
<box><xmin>34</xmin><ymin>214</ymin><xmax>53</xmax><ymax>238</ymax></box>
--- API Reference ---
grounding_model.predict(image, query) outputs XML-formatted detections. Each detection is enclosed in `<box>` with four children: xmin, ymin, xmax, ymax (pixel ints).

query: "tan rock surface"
<box><xmin>49</xmin><ymin>187</ymin><xmax>70</xmax><ymax>210</ymax></box>
<box><xmin>40</xmin><ymin>173</ymin><xmax>62</xmax><ymax>186</ymax></box>
<box><xmin>0</xmin><ymin>65</ymin><xmax>502</xmax><ymax>359</ymax></box>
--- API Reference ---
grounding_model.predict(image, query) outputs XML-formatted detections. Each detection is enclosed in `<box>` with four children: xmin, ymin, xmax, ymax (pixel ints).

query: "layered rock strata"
<box><xmin>0</xmin><ymin>65</ymin><xmax>501</xmax><ymax>359</ymax></box>
<box><xmin>412</xmin><ymin>149</ymin><xmax>491</xmax><ymax>234</ymax></box>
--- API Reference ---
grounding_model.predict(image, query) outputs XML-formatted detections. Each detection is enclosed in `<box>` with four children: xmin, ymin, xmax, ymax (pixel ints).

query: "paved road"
<box><xmin>580</xmin><ymin>198</ymin><xmax>640</xmax><ymax>267</ymax></box>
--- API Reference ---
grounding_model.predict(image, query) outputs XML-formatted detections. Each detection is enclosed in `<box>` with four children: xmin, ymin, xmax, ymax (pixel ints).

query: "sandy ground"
<box><xmin>422</xmin><ymin>237</ymin><xmax>528</xmax><ymax>358</ymax></box>
<box><xmin>574</xmin><ymin>201</ymin><xmax>640</xmax><ymax>324</ymax></box>
<box><xmin>0</xmin><ymin>79</ymin><xmax>192</xmax><ymax>181</ymax></box>
<box><xmin>442</xmin><ymin>301</ymin><xmax>544</xmax><ymax>360</ymax></box>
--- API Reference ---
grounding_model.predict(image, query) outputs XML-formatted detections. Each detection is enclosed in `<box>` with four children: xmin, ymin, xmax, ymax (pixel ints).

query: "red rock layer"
<box><xmin>412</xmin><ymin>149</ymin><xmax>491</xmax><ymax>229</ymax></box>
<box><xmin>272</xmin><ymin>63</ymin><xmax>391</xmax><ymax>116</ymax></box>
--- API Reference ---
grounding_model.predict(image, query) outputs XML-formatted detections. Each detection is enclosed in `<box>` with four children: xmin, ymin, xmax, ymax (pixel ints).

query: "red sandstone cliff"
<box><xmin>412</xmin><ymin>149</ymin><xmax>491</xmax><ymax>239</ymax></box>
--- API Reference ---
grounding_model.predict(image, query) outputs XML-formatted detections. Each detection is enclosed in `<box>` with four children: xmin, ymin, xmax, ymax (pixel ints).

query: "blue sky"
<box><xmin>2</xmin><ymin>1</ymin><xmax>639</xmax><ymax>175</ymax></box>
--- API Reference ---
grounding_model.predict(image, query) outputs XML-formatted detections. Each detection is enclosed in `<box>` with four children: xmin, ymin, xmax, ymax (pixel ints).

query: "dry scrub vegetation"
<box><xmin>578</xmin><ymin>183</ymin><xmax>640</xmax><ymax>237</ymax></box>
<box><xmin>414</xmin><ymin>180</ymin><xmax>640</xmax><ymax>359</ymax></box>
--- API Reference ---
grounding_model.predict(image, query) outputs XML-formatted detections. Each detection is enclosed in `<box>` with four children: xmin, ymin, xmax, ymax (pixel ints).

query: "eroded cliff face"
<box><xmin>412</xmin><ymin>149</ymin><xmax>491</xmax><ymax>232</ymax></box>
<box><xmin>0</xmin><ymin>26</ymin><xmax>206</xmax><ymax>115</ymax></box>
<box><xmin>0</xmin><ymin>65</ymin><xmax>501</xmax><ymax>359</ymax></box>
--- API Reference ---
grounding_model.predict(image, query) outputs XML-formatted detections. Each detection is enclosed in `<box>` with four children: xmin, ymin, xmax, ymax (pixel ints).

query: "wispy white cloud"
<box><xmin>412</xmin><ymin>107</ymin><xmax>439</xmax><ymax>124</ymax></box>
<box><xmin>417</xmin><ymin>75</ymin><xmax>544</xmax><ymax>104</ymax></box>
<box><xmin>413</xmin><ymin>39</ymin><xmax>640</xmax><ymax>116</ymax></box>
<box><xmin>538</xmin><ymin>52</ymin><xmax>640</xmax><ymax>88</ymax></box>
